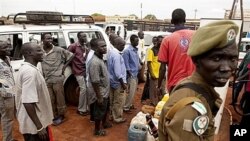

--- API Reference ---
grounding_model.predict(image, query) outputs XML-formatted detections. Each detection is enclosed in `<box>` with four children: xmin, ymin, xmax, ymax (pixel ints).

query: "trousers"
<box><xmin>75</xmin><ymin>75</ymin><xmax>88</xmax><ymax>112</ymax></box>
<box><xmin>124</xmin><ymin>76</ymin><xmax>138</xmax><ymax>110</ymax></box>
<box><xmin>0</xmin><ymin>96</ymin><xmax>14</xmax><ymax>141</ymax></box>
<box><xmin>47</xmin><ymin>82</ymin><xmax>66</xmax><ymax>118</ymax></box>
<box><xmin>110</xmin><ymin>85</ymin><xmax>126</xmax><ymax>122</ymax></box>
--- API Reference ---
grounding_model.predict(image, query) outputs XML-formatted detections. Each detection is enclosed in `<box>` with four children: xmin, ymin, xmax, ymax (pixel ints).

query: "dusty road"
<box><xmin>0</xmin><ymin>84</ymin><xmax>243</xmax><ymax>141</ymax></box>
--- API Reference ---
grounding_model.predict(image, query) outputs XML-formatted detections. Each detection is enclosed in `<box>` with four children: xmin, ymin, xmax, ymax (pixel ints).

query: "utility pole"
<box><xmin>194</xmin><ymin>9</ymin><xmax>197</xmax><ymax>19</ymax></box>
<box><xmin>140</xmin><ymin>3</ymin><xmax>142</xmax><ymax>20</ymax></box>
<box><xmin>229</xmin><ymin>0</ymin><xmax>238</xmax><ymax>19</ymax></box>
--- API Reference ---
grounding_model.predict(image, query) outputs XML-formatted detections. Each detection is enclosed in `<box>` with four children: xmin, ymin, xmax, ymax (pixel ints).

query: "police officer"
<box><xmin>158</xmin><ymin>21</ymin><xmax>239</xmax><ymax>141</ymax></box>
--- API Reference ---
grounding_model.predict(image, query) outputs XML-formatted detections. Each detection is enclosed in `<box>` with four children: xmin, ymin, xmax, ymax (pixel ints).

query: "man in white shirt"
<box><xmin>15</xmin><ymin>42</ymin><xmax>53</xmax><ymax>141</ymax></box>
<box><xmin>137</xmin><ymin>31</ymin><xmax>146</xmax><ymax>82</ymax></box>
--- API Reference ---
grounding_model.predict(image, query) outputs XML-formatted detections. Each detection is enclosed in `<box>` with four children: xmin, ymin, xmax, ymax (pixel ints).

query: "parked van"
<box><xmin>0</xmin><ymin>11</ymin><xmax>110</xmax><ymax>105</ymax></box>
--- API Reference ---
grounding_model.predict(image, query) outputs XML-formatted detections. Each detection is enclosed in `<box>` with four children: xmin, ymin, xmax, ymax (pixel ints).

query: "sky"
<box><xmin>1</xmin><ymin>0</ymin><xmax>250</xmax><ymax>19</ymax></box>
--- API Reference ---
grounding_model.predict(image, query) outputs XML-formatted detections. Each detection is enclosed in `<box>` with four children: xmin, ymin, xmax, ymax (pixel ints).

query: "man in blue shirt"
<box><xmin>122</xmin><ymin>34</ymin><xmax>140</xmax><ymax>112</ymax></box>
<box><xmin>107</xmin><ymin>36</ymin><xmax>127</xmax><ymax>123</ymax></box>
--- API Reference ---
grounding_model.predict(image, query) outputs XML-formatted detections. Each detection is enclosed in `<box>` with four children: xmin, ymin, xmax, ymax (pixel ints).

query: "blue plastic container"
<box><xmin>128</xmin><ymin>123</ymin><xmax>148</xmax><ymax>141</ymax></box>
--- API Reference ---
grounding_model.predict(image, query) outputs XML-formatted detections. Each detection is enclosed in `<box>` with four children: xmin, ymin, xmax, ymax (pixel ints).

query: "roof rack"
<box><xmin>13</xmin><ymin>11</ymin><xmax>95</xmax><ymax>24</ymax></box>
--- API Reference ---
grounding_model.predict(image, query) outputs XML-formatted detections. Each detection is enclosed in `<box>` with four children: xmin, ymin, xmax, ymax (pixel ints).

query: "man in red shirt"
<box><xmin>158</xmin><ymin>8</ymin><xmax>195</xmax><ymax>93</ymax></box>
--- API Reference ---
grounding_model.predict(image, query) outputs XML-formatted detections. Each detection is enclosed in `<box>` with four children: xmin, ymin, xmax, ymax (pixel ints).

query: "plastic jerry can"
<box><xmin>128</xmin><ymin>123</ymin><xmax>148</xmax><ymax>141</ymax></box>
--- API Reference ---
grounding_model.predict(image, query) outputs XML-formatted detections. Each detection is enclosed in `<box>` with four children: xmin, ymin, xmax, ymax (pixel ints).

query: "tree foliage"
<box><xmin>144</xmin><ymin>14</ymin><xmax>157</xmax><ymax>20</ymax></box>
<box><xmin>91</xmin><ymin>13</ymin><xmax>105</xmax><ymax>17</ymax></box>
<box><xmin>129</xmin><ymin>14</ymin><xmax>139</xmax><ymax>19</ymax></box>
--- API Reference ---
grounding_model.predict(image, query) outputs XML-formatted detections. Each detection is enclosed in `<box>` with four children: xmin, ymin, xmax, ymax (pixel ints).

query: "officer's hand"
<box><xmin>37</xmin><ymin>128</ymin><xmax>48</xmax><ymax>141</ymax></box>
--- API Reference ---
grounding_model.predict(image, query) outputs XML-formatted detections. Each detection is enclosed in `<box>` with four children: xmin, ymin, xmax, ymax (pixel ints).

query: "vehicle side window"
<box><xmin>239</xmin><ymin>43</ymin><xmax>245</xmax><ymax>52</ymax></box>
<box><xmin>28</xmin><ymin>32</ymin><xmax>66</xmax><ymax>48</ymax></box>
<box><xmin>0</xmin><ymin>34</ymin><xmax>23</xmax><ymax>60</ymax></box>
<box><xmin>240</xmin><ymin>42</ymin><xmax>250</xmax><ymax>52</ymax></box>
<box><xmin>68</xmin><ymin>31</ymin><xmax>105</xmax><ymax>48</ymax></box>
<box><xmin>105</xmin><ymin>26</ymin><xmax>116</xmax><ymax>35</ymax></box>
<box><xmin>144</xmin><ymin>35</ymin><xmax>153</xmax><ymax>46</ymax></box>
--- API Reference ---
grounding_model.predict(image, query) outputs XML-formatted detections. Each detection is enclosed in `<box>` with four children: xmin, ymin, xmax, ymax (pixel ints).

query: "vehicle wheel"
<box><xmin>64</xmin><ymin>74</ymin><xmax>79</xmax><ymax>106</ymax></box>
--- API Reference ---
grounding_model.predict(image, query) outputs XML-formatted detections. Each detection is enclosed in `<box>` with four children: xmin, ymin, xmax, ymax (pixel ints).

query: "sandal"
<box><xmin>130</xmin><ymin>105</ymin><xmax>136</xmax><ymax>110</ymax></box>
<box><xmin>94</xmin><ymin>129</ymin><xmax>106</xmax><ymax>136</ymax></box>
<box><xmin>114</xmin><ymin>118</ymin><xmax>127</xmax><ymax>124</ymax></box>
<box><xmin>103</xmin><ymin>122</ymin><xmax>113</xmax><ymax>129</ymax></box>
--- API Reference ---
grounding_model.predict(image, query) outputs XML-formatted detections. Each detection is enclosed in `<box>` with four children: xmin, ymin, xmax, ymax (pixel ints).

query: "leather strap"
<box><xmin>165</xmin><ymin>97</ymin><xmax>201</xmax><ymax>120</ymax></box>
<box><xmin>172</xmin><ymin>82</ymin><xmax>215</xmax><ymax>113</ymax></box>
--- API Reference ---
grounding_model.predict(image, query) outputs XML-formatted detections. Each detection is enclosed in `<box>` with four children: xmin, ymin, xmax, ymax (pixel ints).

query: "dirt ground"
<box><xmin>0</xmin><ymin>83</ymin><xmax>243</xmax><ymax>141</ymax></box>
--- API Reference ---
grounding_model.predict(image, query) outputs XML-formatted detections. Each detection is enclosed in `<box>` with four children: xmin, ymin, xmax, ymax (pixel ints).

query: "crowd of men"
<box><xmin>0</xmin><ymin>8</ymin><xmax>243</xmax><ymax>141</ymax></box>
<box><xmin>0</xmin><ymin>28</ymin><xmax>144</xmax><ymax>140</ymax></box>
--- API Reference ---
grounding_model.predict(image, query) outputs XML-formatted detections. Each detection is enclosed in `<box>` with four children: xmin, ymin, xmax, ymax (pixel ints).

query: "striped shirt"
<box><xmin>41</xmin><ymin>46</ymin><xmax>73</xmax><ymax>83</ymax></box>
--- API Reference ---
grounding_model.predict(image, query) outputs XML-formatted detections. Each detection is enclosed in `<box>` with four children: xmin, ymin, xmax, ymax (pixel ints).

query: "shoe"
<box><xmin>109</xmin><ymin>115</ymin><xmax>113</xmax><ymax>121</ymax></box>
<box><xmin>90</xmin><ymin>118</ymin><xmax>95</xmax><ymax>123</ymax></box>
<box><xmin>90</xmin><ymin>117</ymin><xmax>95</xmax><ymax>123</ymax></box>
<box><xmin>52</xmin><ymin>116</ymin><xmax>65</xmax><ymax>126</ymax></box>
<box><xmin>103</xmin><ymin>122</ymin><xmax>113</xmax><ymax>129</ymax></box>
<box><xmin>141</xmin><ymin>100</ymin><xmax>147</xmax><ymax>105</ymax></box>
<box><xmin>123</xmin><ymin>109</ymin><xmax>132</xmax><ymax>114</ymax></box>
<box><xmin>94</xmin><ymin>129</ymin><xmax>106</xmax><ymax>136</ymax></box>
<box><xmin>149</xmin><ymin>102</ymin><xmax>156</xmax><ymax>106</ymax></box>
<box><xmin>114</xmin><ymin>118</ymin><xmax>127</xmax><ymax>124</ymax></box>
<box><xmin>77</xmin><ymin>111</ymin><xmax>89</xmax><ymax>116</ymax></box>
<box><xmin>130</xmin><ymin>105</ymin><xmax>136</xmax><ymax>110</ymax></box>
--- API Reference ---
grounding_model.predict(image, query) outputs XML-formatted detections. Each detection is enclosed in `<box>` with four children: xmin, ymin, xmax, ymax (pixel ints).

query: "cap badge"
<box><xmin>227</xmin><ymin>29</ymin><xmax>236</xmax><ymax>42</ymax></box>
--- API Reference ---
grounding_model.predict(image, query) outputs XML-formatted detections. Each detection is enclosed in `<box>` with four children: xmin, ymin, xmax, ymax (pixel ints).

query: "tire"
<box><xmin>64</xmin><ymin>74</ymin><xmax>80</xmax><ymax>106</ymax></box>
